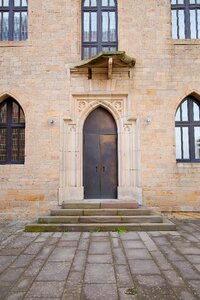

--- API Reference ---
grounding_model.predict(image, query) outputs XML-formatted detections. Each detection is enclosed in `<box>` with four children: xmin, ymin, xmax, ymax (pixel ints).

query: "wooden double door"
<box><xmin>83</xmin><ymin>107</ymin><xmax>118</xmax><ymax>199</ymax></box>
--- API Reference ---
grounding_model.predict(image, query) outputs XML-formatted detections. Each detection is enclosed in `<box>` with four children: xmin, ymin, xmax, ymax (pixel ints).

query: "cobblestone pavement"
<box><xmin>0</xmin><ymin>219</ymin><xmax>200</xmax><ymax>300</ymax></box>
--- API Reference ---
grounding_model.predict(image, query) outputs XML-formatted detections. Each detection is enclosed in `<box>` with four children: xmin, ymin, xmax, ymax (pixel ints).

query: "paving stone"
<box><xmin>185</xmin><ymin>254</ymin><xmax>200</xmax><ymax>264</ymax></box>
<box><xmin>0</xmin><ymin>248</ymin><xmax>23</xmax><ymax>256</ymax></box>
<box><xmin>122</xmin><ymin>240</ymin><xmax>145</xmax><ymax>249</ymax></box>
<box><xmin>71</xmin><ymin>250</ymin><xmax>87</xmax><ymax>272</ymax></box>
<box><xmin>81</xmin><ymin>232</ymin><xmax>90</xmax><ymax>239</ymax></box>
<box><xmin>78</xmin><ymin>238</ymin><xmax>90</xmax><ymax>250</ymax></box>
<box><xmin>195</xmin><ymin>264</ymin><xmax>200</xmax><ymax>272</ymax></box>
<box><xmin>136</xmin><ymin>275</ymin><xmax>174</xmax><ymax>296</ymax></box>
<box><xmin>62</xmin><ymin>284</ymin><xmax>82</xmax><ymax>300</ymax></box>
<box><xmin>151</xmin><ymin>237</ymin><xmax>171</xmax><ymax>246</ymax></box>
<box><xmin>115</xmin><ymin>264</ymin><xmax>133</xmax><ymax>287</ymax></box>
<box><xmin>0</xmin><ymin>256</ymin><xmax>16</xmax><ymax>273</ymax></box>
<box><xmin>12</xmin><ymin>276</ymin><xmax>34</xmax><ymax>292</ymax></box>
<box><xmin>113</xmin><ymin>248</ymin><xmax>127</xmax><ymax>264</ymax></box>
<box><xmin>178</xmin><ymin>247</ymin><xmax>200</xmax><ymax>255</ymax></box>
<box><xmin>119</xmin><ymin>232</ymin><xmax>140</xmax><ymax>241</ymax></box>
<box><xmin>87</xmin><ymin>254</ymin><xmax>113</xmax><ymax>264</ymax></box>
<box><xmin>110</xmin><ymin>232</ymin><xmax>119</xmax><ymax>238</ymax></box>
<box><xmin>150</xmin><ymin>251</ymin><xmax>172</xmax><ymax>270</ymax></box>
<box><xmin>188</xmin><ymin>280</ymin><xmax>200</xmax><ymax>297</ymax></box>
<box><xmin>62</xmin><ymin>271</ymin><xmax>83</xmax><ymax>299</ymax></box>
<box><xmin>36</xmin><ymin>262</ymin><xmax>71</xmax><ymax>281</ymax></box>
<box><xmin>68</xmin><ymin>270</ymin><xmax>84</xmax><ymax>285</ymax></box>
<box><xmin>61</xmin><ymin>232</ymin><xmax>81</xmax><ymax>240</ymax></box>
<box><xmin>57</xmin><ymin>240</ymin><xmax>79</xmax><ymax>247</ymax></box>
<box><xmin>0</xmin><ymin>267</ymin><xmax>25</xmax><ymax>283</ymax></box>
<box><xmin>111</xmin><ymin>237</ymin><xmax>121</xmax><ymax>248</ymax></box>
<box><xmin>137</xmin><ymin>294</ymin><xmax>177</xmax><ymax>300</ymax></box>
<box><xmin>160</xmin><ymin>245</ymin><xmax>185</xmax><ymax>261</ymax></box>
<box><xmin>0</xmin><ymin>286</ymin><xmax>9</xmax><ymax>299</ymax></box>
<box><xmin>6</xmin><ymin>292</ymin><xmax>26</xmax><ymax>300</ymax></box>
<box><xmin>11</xmin><ymin>237</ymin><xmax>35</xmax><ymax>249</ymax></box>
<box><xmin>118</xmin><ymin>288</ymin><xmax>139</xmax><ymax>300</ymax></box>
<box><xmin>23</xmin><ymin>242</ymin><xmax>44</xmax><ymax>255</ymax></box>
<box><xmin>120</xmin><ymin>232</ymin><xmax>139</xmax><ymax>240</ymax></box>
<box><xmin>172</xmin><ymin>261</ymin><xmax>200</xmax><ymax>280</ymax></box>
<box><xmin>174</xmin><ymin>288</ymin><xmax>197</xmax><ymax>300</ymax></box>
<box><xmin>48</xmin><ymin>247</ymin><xmax>76</xmax><ymax>262</ymax></box>
<box><xmin>163</xmin><ymin>270</ymin><xmax>185</xmax><ymax>287</ymax></box>
<box><xmin>53</xmin><ymin>232</ymin><xmax>63</xmax><ymax>238</ymax></box>
<box><xmin>10</xmin><ymin>255</ymin><xmax>34</xmax><ymax>268</ymax></box>
<box><xmin>34</xmin><ymin>233</ymin><xmax>52</xmax><ymax>243</ymax></box>
<box><xmin>129</xmin><ymin>260</ymin><xmax>161</xmax><ymax>275</ymax></box>
<box><xmin>89</xmin><ymin>242</ymin><xmax>111</xmax><ymax>254</ymax></box>
<box><xmin>125</xmin><ymin>248</ymin><xmax>151</xmax><ymax>260</ymax></box>
<box><xmin>23</xmin><ymin>260</ymin><xmax>44</xmax><ymax>277</ymax></box>
<box><xmin>26</xmin><ymin>281</ymin><xmax>65</xmax><ymax>298</ymax></box>
<box><xmin>45</xmin><ymin>237</ymin><xmax>60</xmax><ymax>246</ymax></box>
<box><xmin>35</xmin><ymin>245</ymin><xmax>54</xmax><ymax>260</ymax></box>
<box><xmin>91</xmin><ymin>236</ymin><xmax>110</xmax><ymax>242</ymax></box>
<box><xmin>83</xmin><ymin>284</ymin><xmax>118</xmax><ymax>300</ymax></box>
<box><xmin>84</xmin><ymin>264</ymin><xmax>116</xmax><ymax>284</ymax></box>
<box><xmin>138</xmin><ymin>232</ymin><xmax>158</xmax><ymax>251</ymax></box>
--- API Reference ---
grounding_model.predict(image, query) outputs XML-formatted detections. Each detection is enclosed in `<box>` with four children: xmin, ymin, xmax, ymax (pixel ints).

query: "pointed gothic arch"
<box><xmin>175</xmin><ymin>94</ymin><xmax>200</xmax><ymax>162</ymax></box>
<box><xmin>83</xmin><ymin>106</ymin><xmax>118</xmax><ymax>198</ymax></box>
<box><xmin>0</xmin><ymin>96</ymin><xmax>25</xmax><ymax>164</ymax></box>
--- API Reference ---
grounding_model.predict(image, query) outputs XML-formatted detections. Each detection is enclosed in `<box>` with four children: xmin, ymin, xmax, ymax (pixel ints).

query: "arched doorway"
<box><xmin>83</xmin><ymin>107</ymin><xmax>118</xmax><ymax>199</ymax></box>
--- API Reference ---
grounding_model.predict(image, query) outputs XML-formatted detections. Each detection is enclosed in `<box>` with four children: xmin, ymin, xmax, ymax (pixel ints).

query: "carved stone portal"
<box><xmin>59</xmin><ymin>93</ymin><xmax>142</xmax><ymax>204</ymax></box>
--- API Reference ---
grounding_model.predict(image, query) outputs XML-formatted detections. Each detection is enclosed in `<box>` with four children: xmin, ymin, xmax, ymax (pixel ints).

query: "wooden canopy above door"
<box><xmin>70</xmin><ymin>51</ymin><xmax>136</xmax><ymax>79</ymax></box>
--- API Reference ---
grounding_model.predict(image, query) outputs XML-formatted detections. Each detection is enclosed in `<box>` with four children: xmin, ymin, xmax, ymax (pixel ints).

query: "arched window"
<box><xmin>0</xmin><ymin>98</ymin><xmax>25</xmax><ymax>164</ymax></box>
<box><xmin>82</xmin><ymin>0</ymin><xmax>118</xmax><ymax>59</ymax></box>
<box><xmin>171</xmin><ymin>0</ymin><xmax>200</xmax><ymax>39</ymax></box>
<box><xmin>175</xmin><ymin>96</ymin><xmax>200</xmax><ymax>162</ymax></box>
<box><xmin>0</xmin><ymin>0</ymin><xmax>28</xmax><ymax>41</ymax></box>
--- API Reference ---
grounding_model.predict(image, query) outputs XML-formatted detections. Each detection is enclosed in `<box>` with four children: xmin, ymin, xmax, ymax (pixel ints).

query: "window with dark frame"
<box><xmin>171</xmin><ymin>0</ymin><xmax>200</xmax><ymax>39</ymax></box>
<box><xmin>82</xmin><ymin>0</ymin><xmax>118</xmax><ymax>59</ymax></box>
<box><xmin>0</xmin><ymin>98</ymin><xmax>25</xmax><ymax>164</ymax></box>
<box><xmin>175</xmin><ymin>96</ymin><xmax>200</xmax><ymax>162</ymax></box>
<box><xmin>0</xmin><ymin>0</ymin><xmax>28</xmax><ymax>41</ymax></box>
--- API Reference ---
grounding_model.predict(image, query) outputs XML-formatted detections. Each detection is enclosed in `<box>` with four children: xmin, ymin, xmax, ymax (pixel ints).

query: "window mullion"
<box><xmin>97</xmin><ymin>0</ymin><xmax>101</xmax><ymax>53</ymax></box>
<box><xmin>9</xmin><ymin>0</ymin><xmax>14</xmax><ymax>41</ymax></box>
<box><xmin>7</xmin><ymin>101</ymin><xmax>12</xmax><ymax>162</ymax></box>
<box><xmin>185</xmin><ymin>0</ymin><xmax>190</xmax><ymax>38</ymax></box>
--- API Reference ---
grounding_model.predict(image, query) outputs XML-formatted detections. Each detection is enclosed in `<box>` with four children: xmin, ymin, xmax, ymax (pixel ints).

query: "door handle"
<box><xmin>102</xmin><ymin>166</ymin><xmax>105</xmax><ymax>172</ymax></box>
<box><xmin>96</xmin><ymin>166</ymin><xmax>98</xmax><ymax>172</ymax></box>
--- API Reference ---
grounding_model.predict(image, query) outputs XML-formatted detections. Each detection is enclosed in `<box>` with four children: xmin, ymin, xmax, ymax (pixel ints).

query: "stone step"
<box><xmin>51</xmin><ymin>208</ymin><xmax>152</xmax><ymax>216</ymax></box>
<box><xmin>62</xmin><ymin>201</ymin><xmax>139</xmax><ymax>210</ymax></box>
<box><xmin>38</xmin><ymin>215</ymin><xmax>163</xmax><ymax>224</ymax></box>
<box><xmin>25</xmin><ymin>221</ymin><xmax>176</xmax><ymax>232</ymax></box>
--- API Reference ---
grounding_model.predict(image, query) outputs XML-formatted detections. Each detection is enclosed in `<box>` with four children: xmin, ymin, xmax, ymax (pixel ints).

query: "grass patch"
<box><xmin>125</xmin><ymin>287</ymin><xmax>137</xmax><ymax>295</ymax></box>
<box><xmin>114</xmin><ymin>226</ymin><xmax>127</xmax><ymax>233</ymax></box>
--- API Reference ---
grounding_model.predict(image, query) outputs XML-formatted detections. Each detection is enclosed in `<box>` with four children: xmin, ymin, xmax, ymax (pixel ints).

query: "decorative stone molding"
<box><xmin>59</xmin><ymin>93</ymin><xmax>142</xmax><ymax>204</ymax></box>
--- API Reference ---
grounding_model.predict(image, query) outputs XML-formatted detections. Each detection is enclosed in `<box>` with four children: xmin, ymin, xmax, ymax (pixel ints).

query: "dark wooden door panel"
<box><xmin>84</xmin><ymin>134</ymin><xmax>101</xmax><ymax>199</ymax></box>
<box><xmin>83</xmin><ymin>107</ymin><xmax>118</xmax><ymax>199</ymax></box>
<box><xmin>100</xmin><ymin>135</ymin><xmax>117</xmax><ymax>199</ymax></box>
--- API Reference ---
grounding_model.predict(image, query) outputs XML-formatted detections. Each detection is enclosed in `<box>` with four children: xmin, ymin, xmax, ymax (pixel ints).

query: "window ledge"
<box><xmin>171</xmin><ymin>39</ymin><xmax>200</xmax><ymax>45</ymax></box>
<box><xmin>176</xmin><ymin>162</ymin><xmax>200</xmax><ymax>168</ymax></box>
<box><xmin>0</xmin><ymin>40</ymin><xmax>32</xmax><ymax>47</ymax></box>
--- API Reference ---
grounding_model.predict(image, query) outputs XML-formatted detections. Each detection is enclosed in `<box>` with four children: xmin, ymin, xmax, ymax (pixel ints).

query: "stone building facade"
<box><xmin>0</xmin><ymin>0</ymin><xmax>200</xmax><ymax>220</ymax></box>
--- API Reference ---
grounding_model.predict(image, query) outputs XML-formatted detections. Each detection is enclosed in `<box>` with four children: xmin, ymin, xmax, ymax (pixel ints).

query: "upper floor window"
<box><xmin>171</xmin><ymin>0</ymin><xmax>200</xmax><ymax>39</ymax></box>
<box><xmin>0</xmin><ymin>98</ymin><xmax>25</xmax><ymax>164</ymax></box>
<box><xmin>175</xmin><ymin>96</ymin><xmax>200</xmax><ymax>162</ymax></box>
<box><xmin>0</xmin><ymin>0</ymin><xmax>28</xmax><ymax>41</ymax></box>
<box><xmin>82</xmin><ymin>0</ymin><xmax>118</xmax><ymax>59</ymax></box>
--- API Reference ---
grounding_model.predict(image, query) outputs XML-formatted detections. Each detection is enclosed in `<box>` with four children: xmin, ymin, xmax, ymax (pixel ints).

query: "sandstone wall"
<box><xmin>0</xmin><ymin>0</ymin><xmax>199</xmax><ymax>219</ymax></box>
